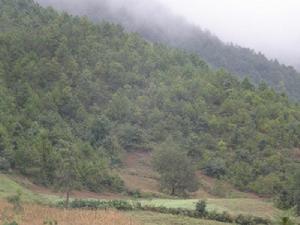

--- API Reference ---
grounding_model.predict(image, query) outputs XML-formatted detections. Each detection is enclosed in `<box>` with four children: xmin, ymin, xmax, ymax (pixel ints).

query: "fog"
<box><xmin>160</xmin><ymin>0</ymin><xmax>300</xmax><ymax>70</ymax></box>
<box><xmin>36</xmin><ymin>0</ymin><xmax>300</xmax><ymax>70</ymax></box>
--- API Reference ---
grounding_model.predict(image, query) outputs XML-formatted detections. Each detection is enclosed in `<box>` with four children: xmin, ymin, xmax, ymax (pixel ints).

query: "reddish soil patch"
<box><xmin>292</xmin><ymin>148</ymin><xmax>300</xmax><ymax>161</ymax></box>
<box><xmin>119</xmin><ymin>151</ymin><xmax>161</xmax><ymax>194</ymax></box>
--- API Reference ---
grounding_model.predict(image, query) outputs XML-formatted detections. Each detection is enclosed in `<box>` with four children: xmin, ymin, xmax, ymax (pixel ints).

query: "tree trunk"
<box><xmin>171</xmin><ymin>186</ymin><xmax>175</xmax><ymax>196</ymax></box>
<box><xmin>65</xmin><ymin>190</ymin><xmax>70</xmax><ymax>208</ymax></box>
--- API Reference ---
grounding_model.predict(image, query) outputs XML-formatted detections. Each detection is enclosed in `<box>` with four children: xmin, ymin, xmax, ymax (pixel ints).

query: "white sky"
<box><xmin>158</xmin><ymin>0</ymin><xmax>300</xmax><ymax>68</ymax></box>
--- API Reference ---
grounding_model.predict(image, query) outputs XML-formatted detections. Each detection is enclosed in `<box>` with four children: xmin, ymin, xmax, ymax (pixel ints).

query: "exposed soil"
<box><xmin>119</xmin><ymin>151</ymin><xmax>161</xmax><ymax>194</ymax></box>
<box><xmin>8</xmin><ymin>150</ymin><xmax>260</xmax><ymax>200</ymax></box>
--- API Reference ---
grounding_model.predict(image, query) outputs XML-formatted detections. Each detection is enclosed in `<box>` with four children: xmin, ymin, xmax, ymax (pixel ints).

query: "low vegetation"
<box><xmin>0</xmin><ymin>174</ymin><xmax>47</xmax><ymax>203</ymax></box>
<box><xmin>139</xmin><ymin>198</ymin><xmax>281</xmax><ymax>219</ymax></box>
<box><xmin>0</xmin><ymin>174</ymin><xmax>299</xmax><ymax>225</ymax></box>
<box><xmin>126</xmin><ymin>211</ymin><xmax>231</xmax><ymax>225</ymax></box>
<box><xmin>57</xmin><ymin>198</ymin><xmax>274</xmax><ymax>224</ymax></box>
<box><xmin>0</xmin><ymin>200</ymin><xmax>139</xmax><ymax>225</ymax></box>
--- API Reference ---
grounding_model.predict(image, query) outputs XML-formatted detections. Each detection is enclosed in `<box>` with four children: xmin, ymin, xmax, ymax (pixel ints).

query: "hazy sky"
<box><xmin>37</xmin><ymin>0</ymin><xmax>300</xmax><ymax>69</ymax></box>
<box><xmin>158</xmin><ymin>0</ymin><xmax>300</xmax><ymax>68</ymax></box>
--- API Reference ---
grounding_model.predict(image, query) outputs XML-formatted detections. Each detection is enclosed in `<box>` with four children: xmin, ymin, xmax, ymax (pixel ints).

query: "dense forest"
<box><xmin>37</xmin><ymin>0</ymin><xmax>300</xmax><ymax>101</ymax></box>
<box><xmin>0</xmin><ymin>0</ymin><xmax>299</xmax><ymax>210</ymax></box>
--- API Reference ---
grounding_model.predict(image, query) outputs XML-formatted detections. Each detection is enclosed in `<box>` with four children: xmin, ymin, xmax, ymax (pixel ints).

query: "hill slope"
<box><xmin>37</xmin><ymin>0</ymin><xmax>300</xmax><ymax>101</ymax></box>
<box><xmin>0</xmin><ymin>0</ymin><xmax>299</xmax><ymax>197</ymax></box>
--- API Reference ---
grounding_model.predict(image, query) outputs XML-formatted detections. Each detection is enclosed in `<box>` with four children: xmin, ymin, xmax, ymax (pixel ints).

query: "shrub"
<box><xmin>0</xmin><ymin>157</ymin><xmax>10</xmax><ymax>171</ymax></box>
<box><xmin>43</xmin><ymin>220</ymin><xmax>58</xmax><ymax>225</ymax></box>
<box><xmin>203</xmin><ymin>158</ymin><xmax>226</xmax><ymax>178</ymax></box>
<box><xmin>195</xmin><ymin>200</ymin><xmax>207</xmax><ymax>217</ymax></box>
<box><xmin>127</xmin><ymin>189</ymin><xmax>142</xmax><ymax>198</ymax></box>
<box><xmin>234</xmin><ymin>214</ymin><xmax>271</xmax><ymax>225</ymax></box>
<box><xmin>58</xmin><ymin>199</ymin><xmax>134</xmax><ymax>211</ymax></box>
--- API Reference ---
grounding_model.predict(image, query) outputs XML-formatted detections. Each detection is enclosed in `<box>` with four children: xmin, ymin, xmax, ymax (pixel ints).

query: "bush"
<box><xmin>195</xmin><ymin>200</ymin><xmax>207</xmax><ymax>216</ymax></box>
<box><xmin>235</xmin><ymin>214</ymin><xmax>271</xmax><ymax>225</ymax></box>
<box><xmin>203</xmin><ymin>158</ymin><xmax>226</xmax><ymax>178</ymax></box>
<box><xmin>206</xmin><ymin>210</ymin><xmax>234</xmax><ymax>223</ymax></box>
<box><xmin>43</xmin><ymin>220</ymin><xmax>58</xmax><ymax>225</ymax></box>
<box><xmin>127</xmin><ymin>189</ymin><xmax>142</xmax><ymax>198</ymax></box>
<box><xmin>58</xmin><ymin>199</ymin><xmax>271</xmax><ymax>225</ymax></box>
<box><xmin>0</xmin><ymin>157</ymin><xmax>10</xmax><ymax>171</ymax></box>
<box><xmin>57</xmin><ymin>199</ymin><xmax>134</xmax><ymax>211</ymax></box>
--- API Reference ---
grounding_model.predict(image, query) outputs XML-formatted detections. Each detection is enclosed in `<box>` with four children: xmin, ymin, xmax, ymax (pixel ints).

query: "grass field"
<box><xmin>127</xmin><ymin>211</ymin><xmax>231</xmax><ymax>225</ymax></box>
<box><xmin>0</xmin><ymin>174</ymin><xmax>60</xmax><ymax>204</ymax></box>
<box><xmin>139</xmin><ymin>198</ymin><xmax>281</xmax><ymax>219</ymax></box>
<box><xmin>0</xmin><ymin>174</ymin><xmax>42</xmax><ymax>202</ymax></box>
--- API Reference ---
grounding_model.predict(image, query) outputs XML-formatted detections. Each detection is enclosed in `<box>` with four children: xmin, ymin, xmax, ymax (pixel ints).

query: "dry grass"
<box><xmin>0</xmin><ymin>201</ymin><xmax>139</xmax><ymax>225</ymax></box>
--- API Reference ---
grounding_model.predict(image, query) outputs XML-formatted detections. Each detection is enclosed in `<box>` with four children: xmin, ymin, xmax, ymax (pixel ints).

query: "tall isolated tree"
<box><xmin>55</xmin><ymin>146</ymin><xmax>80</xmax><ymax>208</ymax></box>
<box><xmin>153</xmin><ymin>138</ymin><xmax>198</xmax><ymax>196</ymax></box>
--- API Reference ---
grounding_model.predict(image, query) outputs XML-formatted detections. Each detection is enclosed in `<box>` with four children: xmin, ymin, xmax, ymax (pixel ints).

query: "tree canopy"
<box><xmin>0</xmin><ymin>0</ymin><xmax>299</xmax><ymax>198</ymax></box>
<box><xmin>153</xmin><ymin>139</ymin><xmax>198</xmax><ymax>195</ymax></box>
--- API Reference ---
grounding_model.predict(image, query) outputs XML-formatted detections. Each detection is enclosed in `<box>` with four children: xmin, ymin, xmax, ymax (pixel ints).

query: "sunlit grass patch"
<box><xmin>127</xmin><ymin>211</ymin><xmax>231</xmax><ymax>225</ymax></box>
<box><xmin>139</xmin><ymin>198</ymin><xmax>281</xmax><ymax>219</ymax></box>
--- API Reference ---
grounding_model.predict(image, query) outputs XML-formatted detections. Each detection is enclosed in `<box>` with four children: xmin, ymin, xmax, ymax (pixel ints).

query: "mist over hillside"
<box><xmin>35</xmin><ymin>0</ymin><xmax>300</xmax><ymax>101</ymax></box>
<box><xmin>0</xmin><ymin>0</ymin><xmax>300</xmax><ymax>217</ymax></box>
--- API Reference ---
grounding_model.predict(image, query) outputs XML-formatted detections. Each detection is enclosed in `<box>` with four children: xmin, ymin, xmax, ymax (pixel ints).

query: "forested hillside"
<box><xmin>0</xmin><ymin>0</ymin><xmax>299</xmax><ymax>205</ymax></box>
<box><xmin>36</xmin><ymin>0</ymin><xmax>300</xmax><ymax>101</ymax></box>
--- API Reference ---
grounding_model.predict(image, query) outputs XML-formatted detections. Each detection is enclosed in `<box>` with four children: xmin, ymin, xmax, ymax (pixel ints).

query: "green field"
<box><xmin>139</xmin><ymin>198</ymin><xmax>281</xmax><ymax>219</ymax></box>
<box><xmin>0</xmin><ymin>174</ymin><xmax>60</xmax><ymax>204</ymax></box>
<box><xmin>127</xmin><ymin>211</ymin><xmax>231</xmax><ymax>225</ymax></box>
<box><xmin>0</xmin><ymin>174</ymin><xmax>39</xmax><ymax>201</ymax></box>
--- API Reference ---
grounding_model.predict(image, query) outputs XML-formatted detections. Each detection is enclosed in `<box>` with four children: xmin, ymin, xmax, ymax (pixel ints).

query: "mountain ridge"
<box><xmin>36</xmin><ymin>0</ymin><xmax>300</xmax><ymax>101</ymax></box>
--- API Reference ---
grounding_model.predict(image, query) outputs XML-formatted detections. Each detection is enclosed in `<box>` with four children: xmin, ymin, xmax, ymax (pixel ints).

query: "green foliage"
<box><xmin>274</xmin><ymin>209</ymin><xmax>298</xmax><ymax>225</ymax></box>
<box><xmin>63</xmin><ymin>198</ymin><xmax>271</xmax><ymax>225</ymax></box>
<box><xmin>195</xmin><ymin>200</ymin><xmax>207</xmax><ymax>217</ymax></box>
<box><xmin>0</xmin><ymin>157</ymin><xmax>10</xmax><ymax>171</ymax></box>
<box><xmin>276</xmin><ymin>168</ymin><xmax>300</xmax><ymax>215</ymax></box>
<box><xmin>203</xmin><ymin>158</ymin><xmax>226</xmax><ymax>178</ymax></box>
<box><xmin>43</xmin><ymin>220</ymin><xmax>58</xmax><ymax>225</ymax></box>
<box><xmin>0</xmin><ymin>0</ymin><xmax>299</xmax><ymax>198</ymax></box>
<box><xmin>54</xmin><ymin>147</ymin><xmax>81</xmax><ymax>207</ymax></box>
<box><xmin>153</xmin><ymin>139</ymin><xmax>199</xmax><ymax>195</ymax></box>
<box><xmin>140</xmin><ymin>205</ymin><xmax>270</xmax><ymax>225</ymax></box>
<box><xmin>63</xmin><ymin>0</ymin><xmax>300</xmax><ymax>101</ymax></box>
<box><xmin>58</xmin><ymin>199</ymin><xmax>134</xmax><ymax>211</ymax></box>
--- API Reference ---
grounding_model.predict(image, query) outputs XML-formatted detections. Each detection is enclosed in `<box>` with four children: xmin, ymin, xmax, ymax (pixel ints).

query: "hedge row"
<box><xmin>140</xmin><ymin>205</ymin><xmax>271</xmax><ymax>225</ymax></box>
<box><xmin>57</xmin><ymin>199</ymin><xmax>272</xmax><ymax>225</ymax></box>
<box><xmin>57</xmin><ymin>199</ymin><xmax>135</xmax><ymax>211</ymax></box>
